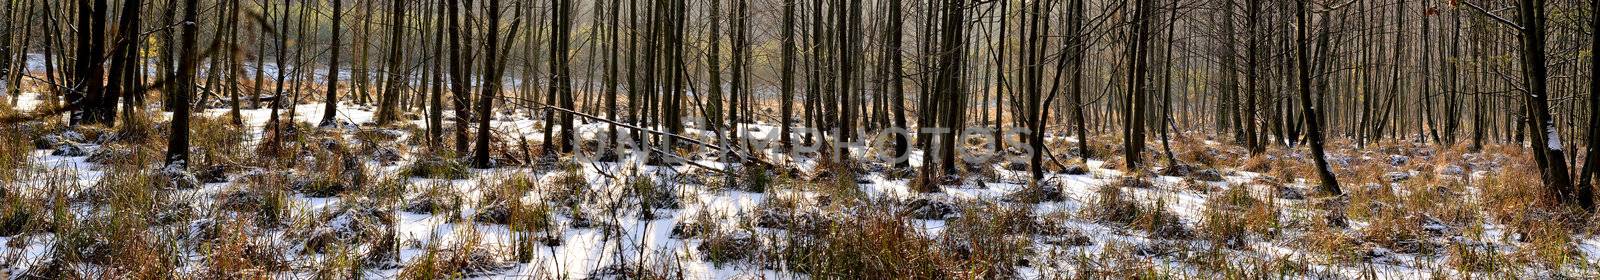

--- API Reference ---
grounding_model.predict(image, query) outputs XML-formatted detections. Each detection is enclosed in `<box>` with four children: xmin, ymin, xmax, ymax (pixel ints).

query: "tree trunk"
<box><xmin>1070</xmin><ymin>0</ymin><xmax>1088</xmax><ymax>160</ymax></box>
<box><xmin>1515</xmin><ymin>0</ymin><xmax>1583</xmax><ymax>210</ymax></box>
<box><xmin>706</xmin><ymin>0</ymin><xmax>723</xmax><ymax>135</ymax></box>
<box><xmin>320</xmin><ymin>0</ymin><xmax>344</xmax><ymax>127</ymax></box>
<box><xmin>71</xmin><ymin>0</ymin><xmax>107</xmax><ymax>126</ymax></box>
<box><xmin>780</xmin><ymin>0</ymin><xmax>798</xmax><ymax>152</ymax></box>
<box><xmin>428</xmin><ymin>0</ymin><xmax>445</xmax><ymax>148</ymax></box>
<box><xmin>556</xmin><ymin>0</ymin><xmax>575</xmax><ymax>153</ymax></box>
<box><xmin>1579</xmin><ymin>0</ymin><xmax>1600</xmax><ymax>212</ymax></box>
<box><xmin>447</xmin><ymin>0</ymin><xmax>471</xmax><ymax>155</ymax></box>
<box><xmin>1297</xmin><ymin>0</ymin><xmax>1340</xmax><ymax>195</ymax></box>
<box><xmin>103</xmin><ymin>0</ymin><xmax>143</xmax><ymax>127</ymax></box>
<box><xmin>880</xmin><ymin>0</ymin><xmax>906</xmax><ymax>167</ymax></box>
<box><xmin>166</xmin><ymin>0</ymin><xmax>199</xmax><ymax>168</ymax></box>
<box><xmin>473</xmin><ymin>0</ymin><xmax>503</xmax><ymax>167</ymax></box>
<box><xmin>376</xmin><ymin>0</ymin><xmax>407</xmax><ymax>125</ymax></box>
<box><xmin>1243</xmin><ymin>0</ymin><xmax>1262</xmax><ymax>155</ymax></box>
<box><xmin>1122</xmin><ymin>0</ymin><xmax>1151</xmax><ymax>170</ymax></box>
<box><xmin>605</xmin><ymin>0</ymin><xmax>621</xmax><ymax>152</ymax></box>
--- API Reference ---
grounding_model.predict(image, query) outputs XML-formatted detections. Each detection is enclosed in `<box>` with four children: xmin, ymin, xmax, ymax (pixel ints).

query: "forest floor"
<box><xmin>2</xmin><ymin>92</ymin><xmax>1600</xmax><ymax>279</ymax></box>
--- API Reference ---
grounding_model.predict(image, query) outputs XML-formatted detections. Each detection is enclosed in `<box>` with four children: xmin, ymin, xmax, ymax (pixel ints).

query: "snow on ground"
<box><xmin>4</xmin><ymin>92</ymin><xmax>1600</xmax><ymax>279</ymax></box>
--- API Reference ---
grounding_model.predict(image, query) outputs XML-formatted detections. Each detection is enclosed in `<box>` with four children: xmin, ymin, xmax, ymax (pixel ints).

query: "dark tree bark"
<box><xmin>1157</xmin><ymin>0</ymin><xmax>1178</xmax><ymax>167</ymax></box>
<box><xmin>916</xmin><ymin>0</ymin><xmax>969</xmax><ymax>192</ymax></box>
<box><xmin>265</xmin><ymin>0</ymin><xmax>292</xmax><ymax>156</ymax></box>
<box><xmin>166</xmin><ymin>0</ymin><xmax>199</xmax><ymax>168</ymax></box>
<box><xmin>835</xmin><ymin>0</ymin><xmax>859</xmax><ymax>144</ymax></box>
<box><xmin>1580</xmin><ymin>0</ymin><xmax>1600</xmax><ymax>212</ymax></box>
<box><xmin>0</xmin><ymin>0</ymin><xmax>11</xmax><ymax>101</ymax></box>
<box><xmin>320</xmin><ymin>0</ymin><xmax>344</xmax><ymax>127</ymax></box>
<box><xmin>605</xmin><ymin>0</ymin><xmax>621</xmax><ymax>152</ymax></box>
<box><xmin>71</xmin><ymin>0</ymin><xmax>108</xmax><ymax>126</ymax></box>
<box><xmin>779</xmin><ymin>0</ymin><xmax>797</xmax><ymax>152</ymax></box>
<box><xmin>355</xmin><ymin>0</ymin><xmax>374</xmax><ymax>105</ymax></box>
<box><xmin>252</xmin><ymin>0</ymin><xmax>267</xmax><ymax>109</ymax></box>
<box><xmin>1022</xmin><ymin>0</ymin><xmax>1053</xmax><ymax>180</ymax></box>
<box><xmin>706</xmin><ymin>0</ymin><xmax>723</xmax><ymax>134</ymax></box>
<box><xmin>663</xmin><ymin>0</ymin><xmax>686</xmax><ymax>154</ymax></box>
<box><xmin>1513</xmin><ymin>0</ymin><xmax>1584</xmax><ymax>210</ymax></box>
<box><xmin>730</xmin><ymin>0</ymin><xmax>748</xmax><ymax>144</ymax></box>
<box><xmin>554</xmin><ymin>0</ymin><xmax>575</xmax><ymax>153</ymax></box>
<box><xmin>447</xmin><ymin>0</ymin><xmax>471</xmax><ymax>155</ymax></box>
<box><xmin>1122</xmin><ymin>0</ymin><xmax>1151</xmax><ymax>170</ymax></box>
<box><xmin>376</xmin><ymin>0</ymin><xmax>408</xmax><ymax>125</ymax></box>
<box><xmin>428</xmin><ymin>0</ymin><xmax>445</xmax><ymax>148</ymax></box>
<box><xmin>1297</xmin><ymin>0</ymin><xmax>1340</xmax><ymax>195</ymax></box>
<box><xmin>1218</xmin><ymin>0</ymin><xmax>1242</xmax><ymax>145</ymax></box>
<box><xmin>473</xmin><ymin>0</ymin><xmax>503</xmax><ymax>167</ymax></box>
<box><xmin>103</xmin><ymin>0</ymin><xmax>144</xmax><ymax>127</ymax></box>
<box><xmin>1070</xmin><ymin>0</ymin><xmax>1088</xmax><ymax>160</ymax></box>
<box><xmin>878</xmin><ymin>0</ymin><xmax>906</xmax><ymax>167</ymax></box>
<box><xmin>1243</xmin><ymin>0</ymin><xmax>1263</xmax><ymax>155</ymax></box>
<box><xmin>224</xmin><ymin>0</ymin><xmax>242</xmax><ymax>125</ymax></box>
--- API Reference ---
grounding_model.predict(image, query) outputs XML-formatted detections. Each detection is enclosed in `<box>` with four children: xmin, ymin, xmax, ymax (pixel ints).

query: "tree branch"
<box><xmin>1459</xmin><ymin>1</ymin><xmax>1523</xmax><ymax>30</ymax></box>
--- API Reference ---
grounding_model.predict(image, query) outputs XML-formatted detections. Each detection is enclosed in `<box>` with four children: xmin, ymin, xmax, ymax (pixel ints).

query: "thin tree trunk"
<box><xmin>376</xmin><ymin>0</ymin><xmax>407</xmax><ymax>125</ymax></box>
<box><xmin>1297</xmin><ymin>0</ymin><xmax>1340</xmax><ymax>195</ymax></box>
<box><xmin>779</xmin><ymin>0</ymin><xmax>797</xmax><ymax>152</ymax></box>
<box><xmin>1122</xmin><ymin>0</ymin><xmax>1151</xmax><ymax>169</ymax></box>
<box><xmin>473</xmin><ymin>0</ymin><xmax>503</xmax><ymax>167</ymax></box>
<box><xmin>320</xmin><ymin>0</ymin><xmax>344</xmax><ymax>127</ymax></box>
<box><xmin>428</xmin><ymin>0</ymin><xmax>444</xmax><ymax>148</ymax></box>
<box><xmin>103</xmin><ymin>0</ymin><xmax>143</xmax><ymax>127</ymax></box>
<box><xmin>447</xmin><ymin>0</ymin><xmax>470</xmax><ymax>155</ymax></box>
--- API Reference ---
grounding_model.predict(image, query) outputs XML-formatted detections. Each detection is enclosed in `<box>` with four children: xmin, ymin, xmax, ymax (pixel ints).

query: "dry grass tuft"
<box><xmin>1085</xmin><ymin>184</ymin><xmax>1190</xmax><ymax>239</ymax></box>
<box><xmin>1199</xmin><ymin>186</ymin><xmax>1278</xmax><ymax>249</ymax></box>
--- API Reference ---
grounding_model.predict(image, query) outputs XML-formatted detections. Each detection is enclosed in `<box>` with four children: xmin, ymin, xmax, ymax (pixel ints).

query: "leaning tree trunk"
<box><xmin>1296</xmin><ymin>0</ymin><xmax>1340</xmax><ymax>195</ymax></box>
<box><xmin>103</xmin><ymin>0</ymin><xmax>144</xmax><ymax>127</ymax></box>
